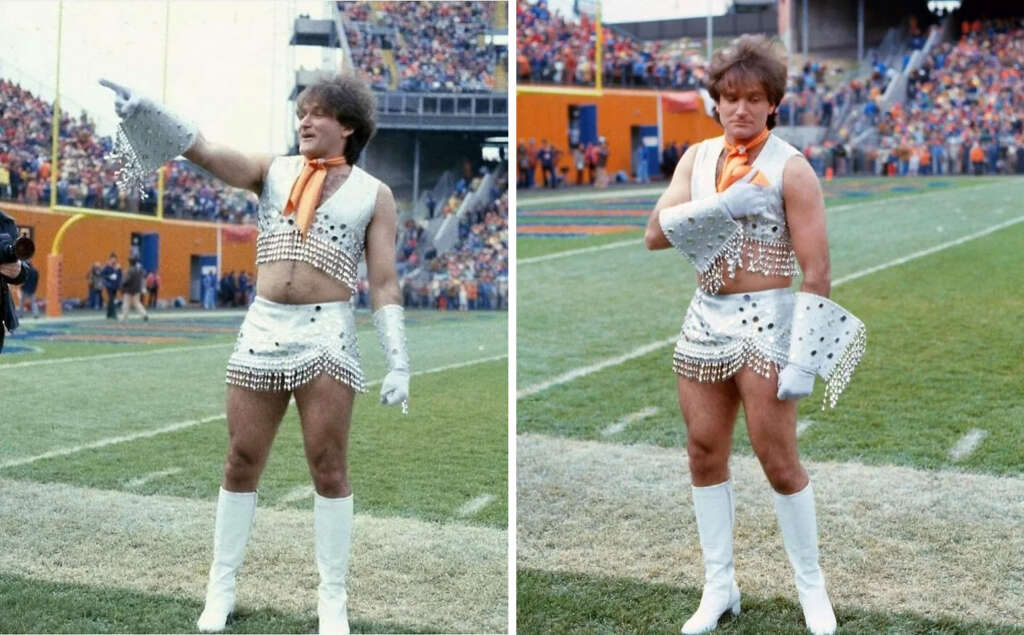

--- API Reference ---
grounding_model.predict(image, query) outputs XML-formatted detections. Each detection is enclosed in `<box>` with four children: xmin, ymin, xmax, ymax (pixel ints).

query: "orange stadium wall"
<box><xmin>516</xmin><ymin>89</ymin><xmax>723</xmax><ymax>178</ymax></box>
<box><xmin>2</xmin><ymin>203</ymin><xmax>255</xmax><ymax>305</ymax></box>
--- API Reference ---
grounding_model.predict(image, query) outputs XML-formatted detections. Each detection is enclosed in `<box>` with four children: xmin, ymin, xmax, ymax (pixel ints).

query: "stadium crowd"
<box><xmin>395</xmin><ymin>166</ymin><xmax>508</xmax><ymax>311</ymax></box>
<box><xmin>339</xmin><ymin>1</ymin><xmax>499</xmax><ymax>93</ymax></box>
<box><xmin>0</xmin><ymin>77</ymin><xmax>258</xmax><ymax>223</ymax></box>
<box><xmin>517</xmin><ymin>0</ymin><xmax>705</xmax><ymax>89</ymax></box>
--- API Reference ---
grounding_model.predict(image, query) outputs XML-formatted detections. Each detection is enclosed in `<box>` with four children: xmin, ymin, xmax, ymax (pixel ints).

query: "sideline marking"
<box><xmin>601</xmin><ymin>407</ymin><xmax>660</xmax><ymax>437</ymax></box>
<box><xmin>518</xmin><ymin>433</ymin><xmax>1024</xmax><ymax>625</ymax></box>
<box><xmin>796</xmin><ymin>419</ymin><xmax>815</xmax><ymax>437</ymax></box>
<box><xmin>0</xmin><ymin>343</ymin><xmax>233</xmax><ymax>370</ymax></box>
<box><xmin>125</xmin><ymin>467</ymin><xmax>184</xmax><ymax>488</ymax></box>
<box><xmin>518</xmin><ymin>338</ymin><xmax>675</xmax><ymax>399</ymax></box>
<box><xmin>0</xmin><ymin>355</ymin><xmax>507</xmax><ymax>470</ymax></box>
<box><xmin>831</xmin><ymin>214</ymin><xmax>1022</xmax><ymax>285</ymax></box>
<box><xmin>518</xmin><ymin>214</ymin><xmax>1024</xmax><ymax>398</ymax></box>
<box><xmin>0</xmin><ymin>415</ymin><xmax>226</xmax><ymax>470</ymax></box>
<box><xmin>950</xmin><ymin>428</ymin><xmax>989</xmax><ymax>462</ymax></box>
<box><xmin>457</xmin><ymin>493</ymin><xmax>497</xmax><ymax>517</ymax></box>
<box><xmin>277</xmin><ymin>485</ymin><xmax>315</xmax><ymax>506</ymax></box>
<box><xmin>0</xmin><ymin>478</ymin><xmax>507</xmax><ymax>633</ymax></box>
<box><xmin>520</xmin><ymin>239</ymin><xmax>637</xmax><ymax>265</ymax></box>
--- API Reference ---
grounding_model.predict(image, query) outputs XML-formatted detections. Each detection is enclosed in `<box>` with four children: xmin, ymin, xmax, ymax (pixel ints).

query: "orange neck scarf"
<box><xmin>284</xmin><ymin>156</ymin><xmax>348</xmax><ymax>236</ymax></box>
<box><xmin>716</xmin><ymin>127</ymin><xmax>771</xmax><ymax>192</ymax></box>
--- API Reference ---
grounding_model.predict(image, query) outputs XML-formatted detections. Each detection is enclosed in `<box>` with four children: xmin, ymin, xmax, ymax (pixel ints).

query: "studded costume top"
<box><xmin>690</xmin><ymin>133</ymin><xmax>802</xmax><ymax>281</ymax></box>
<box><xmin>256</xmin><ymin>156</ymin><xmax>382</xmax><ymax>291</ymax></box>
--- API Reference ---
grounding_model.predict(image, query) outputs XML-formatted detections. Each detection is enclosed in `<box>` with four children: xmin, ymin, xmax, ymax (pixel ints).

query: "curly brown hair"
<box><xmin>707</xmin><ymin>34</ymin><xmax>787</xmax><ymax>130</ymax></box>
<box><xmin>296</xmin><ymin>73</ymin><xmax>377</xmax><ymax>164</ymax></box>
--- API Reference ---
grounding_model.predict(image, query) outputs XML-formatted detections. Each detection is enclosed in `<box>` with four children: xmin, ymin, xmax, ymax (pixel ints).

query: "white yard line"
<box><xmin>831</xmin><ymin>214</ymin><xmax>1023</xmax><ymax>285</ymax></box>
<box><xmin>796</xmin><ymin>419</ymin><xmax>815</xmax><ymax>437</ymax></box>
<box><xmin>520</xmin><ymin>239</ymin><xmax>637</xmax><ymax>265</ymax></box>
<box><xmin>950</xmin><ymin>428</ymin><xmax>989</xmax><ymax>462</ymax></box>
<box><xmin>277</xmin><ymin>485</ymin><xmax>315</xmax><ymax>506</ymax></box>
<box><xmin>517</xmin><ymin>338</ymin><xmax>676</xmax><ymax>399</ymax></box>
<box><xmin>0</xmin><ymin>415</ymin><xmax>226</xmax><ymax>470</ymax></box>
<box><xmin>518</xmin><ymin>215</ymin><xmax>1024</xmax><ymax>398</ymax></box>
<box><xmin>601</xmin><ymin>407</ymin><xmax>660</xmax><ymax>437</ymax></box>
<box><xmin>457</xmin><ymin>494</ymin><xmax>497</xmax><ymax>518</ymax></box>
<box><xmin>0</xmin><ymin>343</ymin><xmax>233</xmax><ymax>370</ymax></box>
<box><xmin>125</xmin><ymin>467</ymin><xmax>184</xmax><ymax>489</ymax></box>
<box><xmin>0</xmin><ymin>478</ymin><xmax>506</xmax><ymax>633</ymax></box>
<box><xmin>0</xmin><ymin>355</ymin><xmax>506</xmax><ymax>470</ymax></box>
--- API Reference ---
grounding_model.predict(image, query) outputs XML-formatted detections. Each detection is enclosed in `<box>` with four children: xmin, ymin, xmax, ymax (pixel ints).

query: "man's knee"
<box><xmin>308</xmin><ymin>449</ymin><xmax>348</xmax><ymax>494</ymax></box>
<box><xmin>758</xmin><ymin>455</ymin><xmax>806</xmax><ymax>494</ymax></box>
<box><xmin>686</xmin><ymin>435</ymin><xmax>728</xmax><ymax>475</ymax></box>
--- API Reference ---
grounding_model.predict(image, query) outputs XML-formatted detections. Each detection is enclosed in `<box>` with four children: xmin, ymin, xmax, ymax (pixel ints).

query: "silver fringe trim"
<box><xmin>256</xmin><ymin>230</ymin><xmax>359</xmax><ymax>292</ymax></box>
<box><xmin>821</xmin><ymin>321</ymin><xmax>867</xmax><ymax>410</ymax></box>
<box><xmin>111</xmin><ymin>125</ymin><xmax>150</xmax><ymax>199</ymax></box>
<box><xmin>225</xmin><ymin>352</ymin><xmax>367</xmax><ymax>393</ymax></box>
<box><xmin>696</xmin><ymin>226</ymin><xmax>745</xmax><ymax>295</ymax></box>
<box><xmin>673</xmin><ymin>339</ymin><xmax>785</xmax><ymax>383</ymax></box>
<box><xmin>741</xmin><ymin>238</ymin><xmax>799</xmax><ymax>277</ymax></box>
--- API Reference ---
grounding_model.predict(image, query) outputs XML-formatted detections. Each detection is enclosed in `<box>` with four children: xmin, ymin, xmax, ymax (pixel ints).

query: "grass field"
<box><xmin>516</xmin><ymin>176</ymin><xmax>1024</xmax><ymax>633</ymax></box>
<box><xmin>0</xmin><ymin>308</ymin><xmax>508</xmax><ymax>633</ymax></box>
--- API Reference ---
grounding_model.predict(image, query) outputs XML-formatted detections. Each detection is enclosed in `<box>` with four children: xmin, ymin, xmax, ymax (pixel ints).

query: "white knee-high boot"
<box><xmin>315</xmin><ymin>492</ymin><xmax>353</xmax><ymax>635</ymax></box>
<box><xmin>681</xmin><ymin>480</ymin><xmax>741</xmax><ymax>634</ymax></box>
<box><xmin>773</xmin><ymin>483</ymin><xmax>837</xmax><ymax>635</ymax></box>
<box><xmin>197</xmin><ymin>488</ymin><xmax>257</xmax><ymax>633</ymax></box>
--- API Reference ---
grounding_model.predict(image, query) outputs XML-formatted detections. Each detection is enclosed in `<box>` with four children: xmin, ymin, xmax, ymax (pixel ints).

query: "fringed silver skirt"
<box><xmin>226</xmin><ymin>296</ymin><xmax>366</xmax><ymax>393</ymax></box>
<box><xmin>673</xmin><ymin>287</ymin><xmax>794</xmax><ymax>382</ymax></box>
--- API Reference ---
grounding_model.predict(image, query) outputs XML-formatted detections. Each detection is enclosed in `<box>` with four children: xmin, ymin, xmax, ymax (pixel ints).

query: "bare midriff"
<box><xmin>256</xmin><ymin>164</ymin><xmax>355</xmax><ymax>304</ymax></box>
<box><xmin>256</xmin><ymin>260</ymin><xmax>353</xmax><ymax>304</ymax></box>
<box><xmin>714</xmin><ymin>269</ymin><xmax>792</xmax><ymax>295</ymax></box>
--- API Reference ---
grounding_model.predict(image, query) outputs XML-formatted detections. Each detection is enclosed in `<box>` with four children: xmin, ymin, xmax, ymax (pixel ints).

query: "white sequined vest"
<box><xmin>690</xmin><ymin>133</ymin><xmax>801</xmax><ymax>277</ymax></box>
<box><xmin>256</xmin><ymin>156</ymin><xmax>381</xmax><ymax>291</ymax></box>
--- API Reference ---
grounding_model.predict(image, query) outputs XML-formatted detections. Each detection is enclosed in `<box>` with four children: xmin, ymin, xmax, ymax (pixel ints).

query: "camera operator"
<box><xmin>0</xmin><ymin>209</ymin><xmax>33</xmax><ymax>354</ymax></box>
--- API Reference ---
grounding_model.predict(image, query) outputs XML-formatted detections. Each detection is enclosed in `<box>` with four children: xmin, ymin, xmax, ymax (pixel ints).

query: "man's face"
<box><xmin>296</xmin><ymin>100</ymin><xmax>353</xmax><ymax>160</ymax></box>
<box><xmin>717</xmin><ymin>73</ymin><xmax>776</xmax><ymax>142</ymax></box>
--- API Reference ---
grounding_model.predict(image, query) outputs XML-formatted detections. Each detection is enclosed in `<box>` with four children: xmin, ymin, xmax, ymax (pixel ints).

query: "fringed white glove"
<box><xmin>372</xmin><ymin>304</ymin><xmax>409</xmax><ymax>414</ymax></box>
<box><xmin>776</xmin><ymin>363</ymin><xmax>816</xmax><ymax>401</ymax></box>
<box><xmin>98</xmin><ymin>78</ymin><xmax>198</xmax><ymax>196</ymax></box>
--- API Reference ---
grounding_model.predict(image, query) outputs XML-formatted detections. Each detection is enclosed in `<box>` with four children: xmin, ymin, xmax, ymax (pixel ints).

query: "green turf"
<box><xmin>516</xmin><ymin>178</ymin><xmax>1022</xmax><ymax>386</ymax></box>
<box><xmin>0</xmin><ymin>573</ymin><xmax>435</xmax><ymax>634</ymax></box>
<box><xmin>1</xmin><ymin>310</ymin><xmax>506</xmax><ymax>463</ymax></box>
<box><xmin>518</xmin><ymin>221</ymin><xmax>1024</xmax><ymax>476</ymax></box>
<box><xmin>3</xmin><ymin>360</ymin><xmax>508</xmax><ymax>527</ymax></box>
<box><xmin>517</xmin><ymin>569</ymin><xmax>1024</xmax><ymax>634</ymax></box>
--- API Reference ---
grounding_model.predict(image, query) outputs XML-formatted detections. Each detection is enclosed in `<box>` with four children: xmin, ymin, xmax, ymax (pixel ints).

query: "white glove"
<box><xmin>99</xmin><ymin>78</ymin><xmax>142</xmax><ymax>119</ymax></box>
<box><xmin>717</xmin><ymin>170</ymin><xmax>770</xmax><ymax>219</ymax></box>
<box><xmin>373</xmin><ymin>304</ymin><xmax>410</xmax><ymax>413</ymax></box>
<box><xmin>776</xmin><ymin>363</ymin><xmax>816</xmax><ymax>401</ymax></box>
<box><xmin>380</xmin><ymin>369</ymin><xmax>410</xmax><ymax>408</ymax></box>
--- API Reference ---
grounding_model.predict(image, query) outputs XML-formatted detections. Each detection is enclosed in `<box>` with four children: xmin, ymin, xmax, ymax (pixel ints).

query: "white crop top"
<box><xmin>690</xmin><ymin>133</ymin><xmax>802</xmax><ymax>278</ymax></box>
<box><xmin>256</xmin><ymin>156</ymin><xmax>381</xmax><ymax>290</ymax></box>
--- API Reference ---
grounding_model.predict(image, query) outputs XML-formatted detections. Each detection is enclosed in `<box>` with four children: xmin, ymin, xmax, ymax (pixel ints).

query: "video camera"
<box><xmin>0</xmin><ymin>233</ymin><xmax>34</xmax><ymax>265</ymax></box>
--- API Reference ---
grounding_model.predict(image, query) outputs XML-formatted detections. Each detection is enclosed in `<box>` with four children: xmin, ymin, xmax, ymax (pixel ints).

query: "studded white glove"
<box><xmin>373</xmin><ymin>304</ymin><xmax>409</xmax><ymax>414</ymax></box>
<box><xmin>717</xmin><ymin>170</ymin><xmax>771</xmax><ymax>219</ymax></box>
<box><xmin>776</xmin><ymin>363</ymin><xmax>816</xmax><ymax>401</ymax></box>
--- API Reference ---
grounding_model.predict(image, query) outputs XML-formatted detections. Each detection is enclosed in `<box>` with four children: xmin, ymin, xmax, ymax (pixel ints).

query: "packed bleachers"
<box><xmin>516</xmin><ymin>0</ymin><xmax>706</xmax><ymax>89</ymax></box>
<box><xmin>0</xmin><ymin>77</ymin><xmax>257</xmax><ymax>222</ymax></box>
<box><xmin>339</xmin><ymin>1</ymin><xmax>499</xmax><ymax>93</ymax></box>
<box><xmin>392</xmin><ymin>164</ymin><xmax>508</xmax><ymax>310</ymax></box>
